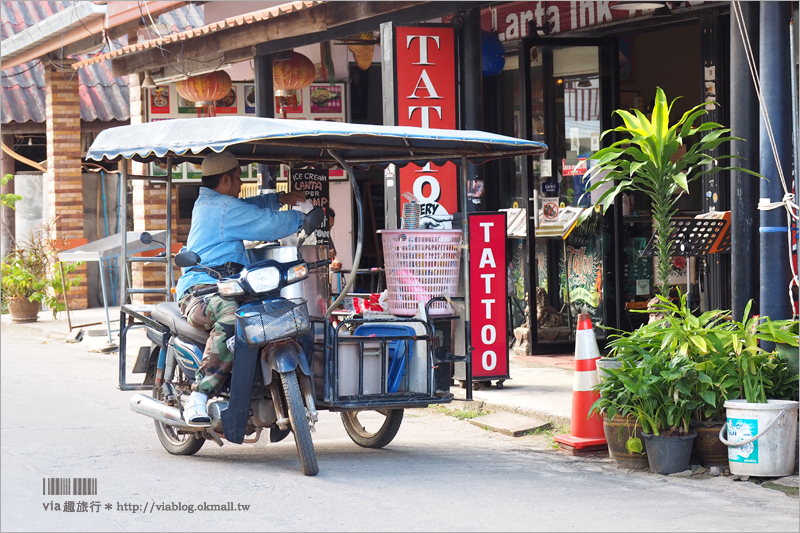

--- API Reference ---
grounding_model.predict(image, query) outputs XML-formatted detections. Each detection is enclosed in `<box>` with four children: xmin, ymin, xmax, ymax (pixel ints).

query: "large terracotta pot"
<box><xmin>690</xmin><ymin>420</ymin><xmax>728</xmax><ymax>469</ymax></box>
<box><xmin>603</xmin><ymin>413</ymin><xmax>649</xmax><ymax>469</ymax></box>
<box><xmin>7</xmin><ymin>297</ymin><xmax>41</xmax><ymax>322</ymax></box>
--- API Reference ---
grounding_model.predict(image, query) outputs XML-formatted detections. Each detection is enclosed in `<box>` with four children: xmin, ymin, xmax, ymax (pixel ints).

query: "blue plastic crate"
<box><xmin>353</xmin><ymin>324</ymin><xmax>415</xmax><ymax>393</ymax></box>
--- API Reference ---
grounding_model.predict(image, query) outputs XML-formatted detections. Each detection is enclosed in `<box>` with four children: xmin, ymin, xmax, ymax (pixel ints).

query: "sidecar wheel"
<box><xmin>280</xmin><ymin>371</ymin><xmax>319</xmax><ymax>476</ymax></box>
<box><xmin>340</xmin><ymin>409</ymin><xmax>404</xmax><ymax>448</ymax></box>
<box><xmin>153</xmin><ymin>387</ymin><xmax>205</xmax><ymax>456</ymax></box>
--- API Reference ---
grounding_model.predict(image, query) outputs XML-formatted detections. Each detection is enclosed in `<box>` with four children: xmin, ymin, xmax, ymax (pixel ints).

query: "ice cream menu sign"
<box><xmin>290</xmin><ymin>169</ymin><xmax>330</xmax><ymax>245</ymax></box>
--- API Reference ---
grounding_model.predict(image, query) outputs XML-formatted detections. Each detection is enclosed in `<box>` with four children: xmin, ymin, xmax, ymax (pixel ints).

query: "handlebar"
<box><xmin>193</xmin><ymin>285</ymin><xmax>219</xmax><ymax>297</ymax></box>
<box><xmin>307</xmin><ymin>259</ymin><xmax>332</xmax><ymax>271</ymax></box>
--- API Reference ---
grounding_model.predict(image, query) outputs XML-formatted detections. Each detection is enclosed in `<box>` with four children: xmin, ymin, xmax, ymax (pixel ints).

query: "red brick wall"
<box><xmin>45</xmin><ymin>65</ymin><xmax>87</xmax><ymax>309</ymax></box>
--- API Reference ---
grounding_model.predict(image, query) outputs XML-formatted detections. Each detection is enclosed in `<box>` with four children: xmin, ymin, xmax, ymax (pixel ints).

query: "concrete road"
<box><xmin>2</xmin><ymin>330</ymin><xmax>798</xmax><ymax>532</ymax></box>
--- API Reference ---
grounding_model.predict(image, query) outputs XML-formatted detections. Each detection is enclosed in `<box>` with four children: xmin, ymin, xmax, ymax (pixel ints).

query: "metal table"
<box><xmin>57</xmin><ymin>231</ymin><xmax>168</xmax><ymax>346</ymax></box>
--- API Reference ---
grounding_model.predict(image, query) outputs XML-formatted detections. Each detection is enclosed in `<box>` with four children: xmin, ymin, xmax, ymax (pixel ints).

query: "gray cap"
<box><xmin>201</xmin><ymin>151</ymin><xmax>239</xmax><ymax>176</ymax></box>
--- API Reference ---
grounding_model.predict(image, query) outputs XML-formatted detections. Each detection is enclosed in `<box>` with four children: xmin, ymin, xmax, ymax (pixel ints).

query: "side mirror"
<box><xmin>303</xmin><ymin>206</ymin><xmax>325</xmax><ymax>235</ymax></box>
<box><xmin>140</xmin><ymin>232</ymin><xmax>153</xmax><ymax>245</ymax></box>
<box><xmin>174</xmin><ymin>251</ymin><xmax>201</xmax><ymax>268</ymax></box>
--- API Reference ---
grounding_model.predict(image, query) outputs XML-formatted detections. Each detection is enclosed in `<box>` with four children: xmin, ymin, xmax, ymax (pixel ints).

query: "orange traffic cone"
<box><xmin>554</xmin><ymin>313</ymin><xmax>607</xmax><ymax>455</ymax></box>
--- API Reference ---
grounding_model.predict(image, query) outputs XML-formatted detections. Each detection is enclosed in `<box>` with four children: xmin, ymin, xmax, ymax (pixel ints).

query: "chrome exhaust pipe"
<box><xmin>129</xmin><ymin>394</ymin><xmax>208</xmax><ymax>431</ymax></box>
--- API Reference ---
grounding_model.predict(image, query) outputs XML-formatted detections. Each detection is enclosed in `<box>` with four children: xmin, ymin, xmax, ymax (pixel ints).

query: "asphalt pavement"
<box><xmin>2</xmin><ymin>325</ymin><xmax>799</xmax><ymax>532</ymax></box>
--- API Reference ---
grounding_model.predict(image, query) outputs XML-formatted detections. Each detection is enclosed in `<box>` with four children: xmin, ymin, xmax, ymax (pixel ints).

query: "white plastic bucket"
<box><xmin>720</xmin><ymin>399</ymin><xmax>799</xmax><ymax>477</ymax></box>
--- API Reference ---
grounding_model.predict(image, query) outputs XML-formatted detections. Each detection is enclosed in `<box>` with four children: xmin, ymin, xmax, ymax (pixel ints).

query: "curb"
<box><xmin>449</xmin><ymin>395</ymin><xmax>571</xmax><ymax>429</ymax></box>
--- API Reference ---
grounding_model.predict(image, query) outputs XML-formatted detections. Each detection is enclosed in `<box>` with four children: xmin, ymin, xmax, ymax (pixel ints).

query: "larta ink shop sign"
<box><xmin>290</xmin><ymin>169</ymin><xmax>330</xmax><ymax>245</ymax></box>
<box><xmin>389</xmin><ymin>25</ymin><xmax>458</xmax><ymax>229</ymax></box>
<box><xmin>469</xmin><ymin>212</ymin><xmax>509</xmax><ymax>379</ymax></box>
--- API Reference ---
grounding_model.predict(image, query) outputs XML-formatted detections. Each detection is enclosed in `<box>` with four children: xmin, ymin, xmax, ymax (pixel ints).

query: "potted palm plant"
<box><xmin>579</xmin><ymin>87</ymin><xmax>763</xmax><ymax>471</ymax></box>
<box><xmin>578</xmin><ymin>87</ymin><xmax>760</xmax><ymax>296</ymax></box>
<box><xmin>1</xmin><ymin>222</ymin><xmax>82</xmax><ymax>322</ymax></box>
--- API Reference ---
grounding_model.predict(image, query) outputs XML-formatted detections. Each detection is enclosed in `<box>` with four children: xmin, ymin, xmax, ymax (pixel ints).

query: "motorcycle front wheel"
<box><xmin>340</xmin><ymin>409</ymin><xmax>404</xmax><ymax>448</ymax></box>
<box><xmin>152</xmin><ymin>385</ymin><xmax>205</xmax><ymax>456</ymax></box>
<box><xmin>280</xmin><ymin>371</ymin><xmax>319</xmax><ymax>476</ymax></box>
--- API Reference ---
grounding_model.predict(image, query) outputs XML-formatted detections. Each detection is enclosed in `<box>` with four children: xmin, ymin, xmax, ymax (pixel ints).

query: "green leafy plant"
<box><xmin>578</xmin><ymin>87</ymin><xmax>761</xmax><ymax>295</ymax></box>
<box><xmin>1</xmin><ymin>221</ymin><xmax>82</xmax><ymax>319</ymax></box>
<box><xmin>1</xmin><ymin>174</ymin><xmax>22</xmax><ymax>212</ymax></box>
<box><xmin>724</xmin><ymin>300</ymin><xmax>799</xmax><ymax>403</ymax></box>
<box><xmin>591</xmin><ymin>294</ymin><xmax>798</xmax><ymax>452</ymax></box>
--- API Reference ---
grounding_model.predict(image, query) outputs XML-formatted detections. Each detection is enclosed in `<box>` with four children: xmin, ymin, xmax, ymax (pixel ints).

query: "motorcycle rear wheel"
<box><xmin>280</xmin><ymin>371</ymin><xmax>319</xmax><ymax>476</ymax></box>
<box><xmin>340</xmin><ymin>409</ymin><xmax>404</xmax><ymax>448</ymax></box>
<box><xmin>152</xmin><ymin>386</ymin><xmax>205</xmax><ymax>456</ymax></box>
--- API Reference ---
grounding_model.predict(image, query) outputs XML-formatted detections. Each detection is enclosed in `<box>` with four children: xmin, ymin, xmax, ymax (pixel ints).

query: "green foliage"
<box><xmin>591</xmin><ymin>293</ymin><xmax>798</xmax><ymax>449</ymax></box>
<box><xmin>1</xmin><ymin>222</ymin><xmax>82</xmax><ymax>319</ymax></box>
<box><xmin>1</xmin><ymin>174</ymin><xmax>22</xmax><ymax>211</ymax></box>
<box><xmin>578</xmin><ymin>88</ymin><xmax>761</xmax><ymax>295</ymax></box>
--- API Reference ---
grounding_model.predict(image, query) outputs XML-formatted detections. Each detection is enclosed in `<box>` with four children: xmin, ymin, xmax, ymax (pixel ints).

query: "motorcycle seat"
<box><xmin>151</xmin><ymin>302</ymin><xmax>210</xmax><ymax>346</ymax></box>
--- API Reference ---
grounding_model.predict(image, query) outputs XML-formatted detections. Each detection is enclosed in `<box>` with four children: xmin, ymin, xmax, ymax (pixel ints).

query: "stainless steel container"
<box><xmin>246</xmin><ymin>244</ymin><xmax>330</xmax><ymax>318</ymax></box>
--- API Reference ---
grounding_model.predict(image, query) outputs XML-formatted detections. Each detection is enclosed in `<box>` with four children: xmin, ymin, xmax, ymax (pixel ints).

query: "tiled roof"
<box><xmin>72</xmin><ymin>1</ymin><xmax>322</xmax><ymax>70</ymax></box>
<box><xmin>1</xmin><ymin>1</ymin><xmax>203</xmax><ymax>124</ymax></box>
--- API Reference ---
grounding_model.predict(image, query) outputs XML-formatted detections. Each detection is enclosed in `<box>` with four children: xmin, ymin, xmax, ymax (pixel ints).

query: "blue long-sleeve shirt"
<box><xmin>175</xmin><ymin>187</ymin><xmax>303</xmax><ymax>298</ymax></box>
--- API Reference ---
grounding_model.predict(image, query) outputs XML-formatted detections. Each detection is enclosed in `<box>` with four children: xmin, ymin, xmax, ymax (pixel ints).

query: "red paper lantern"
<box><xmin>273</xmin><ymin>51</ymin><xmax>315</xmax><ymax>93</ymax></box>
<box><xmin>175</xmin><ymin>71</ymin><xmax>232</xmax><ymax>105</ymax></box>
<box><xmin>273</xmin><ymin>51</ymin><xmax>315</xmax><ymax>114</ymax></box>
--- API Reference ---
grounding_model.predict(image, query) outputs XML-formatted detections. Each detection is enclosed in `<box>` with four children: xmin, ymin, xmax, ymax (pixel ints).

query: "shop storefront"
<box><xmin>479</xmin><ymin>1</ymin><xmax>729</xmax><ymax>353</ymax></box>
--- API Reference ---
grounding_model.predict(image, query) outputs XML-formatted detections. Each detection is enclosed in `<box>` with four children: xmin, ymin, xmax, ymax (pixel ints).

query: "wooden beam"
<box><xmin>0</xmin><ymin>123</ymin><xmax>47</xmax><ymax>135</ymax></box>
<box><xmin>117</xmin><ymin>2</ymin><xmax>472</xmax><ymax>74</ymax></box>
<box><xmin>255</xmin><ymin>1</ymin><xmax>483</xmax><ymax>56</ymax></box>
<box><xmin>54</xmin><ymin>33</ymin><xmax>107</xmax><ymax>58</ymax></box>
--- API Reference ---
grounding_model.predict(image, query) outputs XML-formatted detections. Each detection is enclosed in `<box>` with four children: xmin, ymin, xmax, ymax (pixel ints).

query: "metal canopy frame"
<box><xmin>116</xmin><ymin>161</ymin><xmax>174</xmax><ymax>390</ymax></box>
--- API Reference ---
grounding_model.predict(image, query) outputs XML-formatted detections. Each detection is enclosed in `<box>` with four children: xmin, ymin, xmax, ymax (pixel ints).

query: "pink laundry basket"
<box><xmin>379</xmin><ymin>229</ymin><xmax>462</xmax><ymax>316</ymax></box>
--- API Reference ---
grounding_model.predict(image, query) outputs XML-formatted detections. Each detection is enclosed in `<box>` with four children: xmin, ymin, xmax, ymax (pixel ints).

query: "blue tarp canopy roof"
<box><xmin>86</xmin><ymin>116</ymin><xmax>547</xmax><ymax>168</ymax></box>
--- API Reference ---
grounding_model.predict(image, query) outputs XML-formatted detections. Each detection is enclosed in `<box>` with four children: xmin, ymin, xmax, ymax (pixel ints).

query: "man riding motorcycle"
<box><xmin>175</xmin><ymin>151</ymin><xmax>306</xmax><ymax>423</ymax></box>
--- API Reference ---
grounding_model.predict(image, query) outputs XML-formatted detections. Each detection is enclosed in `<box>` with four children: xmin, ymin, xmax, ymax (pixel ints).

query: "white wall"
<box><xmin>329</xmin><ymin>180</ymin><xmax>353</xmax><ymax>270</ymax></box>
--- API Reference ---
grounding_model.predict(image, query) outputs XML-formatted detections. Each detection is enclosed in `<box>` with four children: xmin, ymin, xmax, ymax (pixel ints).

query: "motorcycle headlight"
<box><xmin>217</xmin><ymin>280</ymin><xmax>244</xmax><ymax>297</ymax></box>
<box><xmin>286</xmin><ymin>264</ymin><xmax>308</xmax><ymax>283</ymax></box>
<box><xmin>245</xmin><ymin>266</ymin><xmax>281</xmax><ymax>293</ymax></box>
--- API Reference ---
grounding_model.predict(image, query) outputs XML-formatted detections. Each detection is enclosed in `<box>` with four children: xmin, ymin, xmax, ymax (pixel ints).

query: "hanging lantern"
<box><xmin>273</xmin><ymin>51</ymin><xmax>315</xmax><ymax>114</ymax></box>
<box><xmin>481</xmin><ymin>31</ymin><xmax>506</xmax><ymax>77</ymax></box>
<box><xmin>175</xmin><ymin>71</ymin><xmax>232</xmax><ymax>117</ymax></box>
<box><xmin>347</xmin><ymin>33</ymin><xmax>375</xmax><ymax>71</ymax></box>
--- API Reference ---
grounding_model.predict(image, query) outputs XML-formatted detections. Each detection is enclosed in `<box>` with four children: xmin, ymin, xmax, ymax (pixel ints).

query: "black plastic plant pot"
<box><xmin>642</xmin><ymin>431</ymin><xmax>697</xmax><ymax>474</ymax></box>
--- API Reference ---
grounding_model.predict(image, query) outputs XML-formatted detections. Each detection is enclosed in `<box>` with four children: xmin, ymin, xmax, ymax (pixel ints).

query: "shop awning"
<box><xmin>86</xmin><ymin>116</ymin><xmax>548</xmax><ymax>168</ymax></box>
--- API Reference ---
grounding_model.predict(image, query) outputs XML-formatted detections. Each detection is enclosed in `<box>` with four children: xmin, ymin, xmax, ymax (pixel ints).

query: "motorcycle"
<box><xmin>129</xmin><ymin>207</ymin><xmax>328</xmax><ymax>476</ymax></box>
<box><xmin>87</xmin><ymin>116</ymin><xmax>548</xmax><ymax>479</ymax></box>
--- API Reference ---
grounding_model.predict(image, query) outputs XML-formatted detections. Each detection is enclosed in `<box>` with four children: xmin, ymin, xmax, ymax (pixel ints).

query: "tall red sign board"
<box><xmin>394</xmin><ymin>26</ymin><xmax>458</xmax><ymax>227</ymax></box>
<box><xmin>469</xmin><ymin>213</ymin><xmax>509</xmax><ymax>379</ymax></box>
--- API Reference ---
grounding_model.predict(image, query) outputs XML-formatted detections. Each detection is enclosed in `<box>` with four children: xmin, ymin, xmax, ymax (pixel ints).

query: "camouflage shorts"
<box><xmin>179</xmin><ymin>288</ymin><xmax>239</xmax><ymax>394</ymax></box>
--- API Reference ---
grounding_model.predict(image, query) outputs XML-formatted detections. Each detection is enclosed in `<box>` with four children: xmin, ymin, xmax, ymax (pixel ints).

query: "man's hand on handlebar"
<box><xmin>279</xmin><ymin>190</ymin><xmax>306</xmax><ymax>207</ymax></box>
<box><xmin>307</xmin><ymin>259</ymin><xmax>332</xmax><ymax>271</ymax></box>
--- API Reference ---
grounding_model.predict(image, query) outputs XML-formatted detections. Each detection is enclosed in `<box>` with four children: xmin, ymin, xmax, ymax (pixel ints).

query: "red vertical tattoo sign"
<box><xmin>394</xmin><ymin>26</ymin><xmax>458</xmax><ymax>227</ymax></box>
<box><xmin>469</xmin><ymin>213</ymin><xmax>508</xmax><ymax>378</ymax></box>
